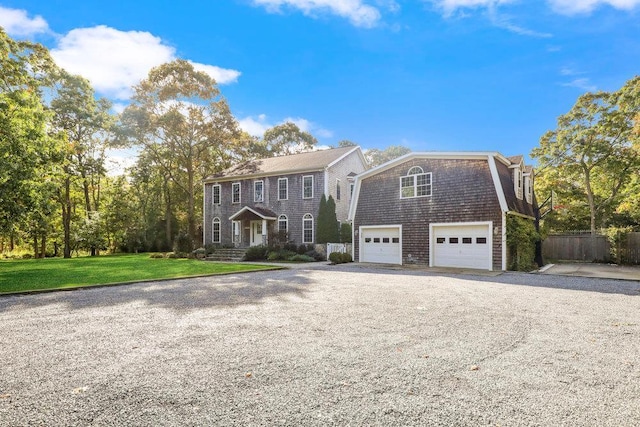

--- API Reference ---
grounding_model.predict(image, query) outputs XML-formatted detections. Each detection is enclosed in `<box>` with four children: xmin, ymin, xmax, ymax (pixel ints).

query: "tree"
<box><xmin>365</xmin><ymin>145</ymin><xmax>411</xmax><ymax>167</ymax></box>
<box><xmin>316</xmin><ymin>195</ymin><xmax>339</xmax><ymax>243</ymax></box>
<box><xmin>258</xmin><ymin>122</ymin><xmax>318</xmax><ymax>157</ymax></box>
<box><xmin>532</xmin><ymin>79</ymin><xmax>640</xmax><ymax>234</ymax></box>
<box><xmin>119</xmin><ymin>60</ymin><xmax>242</xmax><ymax>246</ymax></box>
<box><xmin>337</xmin><ymin>139</ymin><xmax>357</xmax><ymax>147</ymax></box>
<box><xmin>0</xmin><ymin>28</ymin><xmax>58</xmax><ymax>236</ymax></box>
<box><xmin>49</xmin><ymin>70</ymin><xmax>113</xmax><ymax>257</ymax></box>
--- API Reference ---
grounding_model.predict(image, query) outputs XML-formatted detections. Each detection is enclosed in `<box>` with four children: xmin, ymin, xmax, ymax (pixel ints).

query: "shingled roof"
<box><xmin>204</xmin><ymin>146</ymin><xmax>360</xmax><ymax>182</ymax></box>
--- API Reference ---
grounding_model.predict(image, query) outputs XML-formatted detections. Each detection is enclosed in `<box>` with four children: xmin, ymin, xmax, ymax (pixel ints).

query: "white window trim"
<box><xmin>303</xmin><ymin>175</ymin><xmax>314</xmax><ymax>199</ymax></box>
<box><xmin>212</xmin><ymin>184</ymin><xmax>221</xmax><ymax>205</ymax></box>
<box><xmin>254</xmin><ymin>180</ymin><xmax>264</xmax><ymax>203</ymax></box>
<box><xmin>278</xmin><ymin>177</ymin><xmax>288</xmax><ymax>200</ymax></box>
<box><xmin>278</xmin><ymin>214</ymin><xmax>288</xmax><ymax>233</ymax></box>
<box><xmin>524</xmin><ymin>175</ymin><xmax>532</xmax><ymax>204</ymax></box>
<box><xmin>212</xmin><ymin>217</ymin><xmax>221</xmax><ymax>243</ymax></box>
<box><xmin>232</xmin><ymin>182</ymin><xmax>241</xmax><ymax>204</ymax></box>
<box><xmin>336</xmin><ymin>178</ymin><xmax>341</xmax><ymax>201</ymax></box>
<box><xmin>515</xmin><ymin>168</ymin><xmax>523</xmax><ymax>200</ymax></box>
<box><xmin>400</xmin><ymin>171</ymin><xmax>432</xmax><ymax>199</ymax></box>
<box><xmin>302</xmin><ymin>213</ymin><xmax>314</xmax><ymax>243</ymax></box>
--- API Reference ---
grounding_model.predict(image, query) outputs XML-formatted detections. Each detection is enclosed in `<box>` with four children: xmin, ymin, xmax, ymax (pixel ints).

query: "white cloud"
<box><xmin>252</xmin><ymin>0</ymin><xmax>381</xmax><ymax>27</ymax></box>
<box><xmin>429</xmin><ymin>0</ymin><xmax>514</xmax><ymax>17</ymax></box>
<box><xmin>104</xmin><ymin>147</ymin><xmax>139</xmax><ymax>176</ymax></box>
<box><xmin>561</xmin><ymin>78</ymin><xmax>597</xmax><ymax>92</ymax></box>
<box><xmin>238</xmin><ymin>114</ymin><xmax>333</xmax><ymax>139</ymax></box>
<box><xmin>51</xmin><ymin>25</ymin><xmax>241</xmax><ymax>100</ymax></box>
<box><xmin>189</xmin><ymin>61</ymin><xmax>241</xmax><ymax>85</ymax></box>
<box><xmin>548</xmin><ymin>0</ymin><xmax>640</xmax><ymax>14</ymax></box>
<box><xmin>238</xmin><ymin>114</ymin><xmax>271</xmax><ymax>137</ymax></box>
<box><xmin>0</xmin><ymin>6</ymin><xmax>49</xmax><ymax>36</ymax></box>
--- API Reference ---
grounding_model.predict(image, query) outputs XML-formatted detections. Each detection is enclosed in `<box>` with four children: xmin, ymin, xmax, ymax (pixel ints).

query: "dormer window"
<box><xmin>400</xmin><ymin>166</ymin><xmax>432</xmax><ymax>199</ymax></box>
<box><xmin>524</xmin><ymin>174</ymin><xmax>533</xmax><ymax>204</ymax></box>
<box><xmin>514</xmin><ymin>167</ymin><xmax>523</xmax><ymax>200</ymax></box>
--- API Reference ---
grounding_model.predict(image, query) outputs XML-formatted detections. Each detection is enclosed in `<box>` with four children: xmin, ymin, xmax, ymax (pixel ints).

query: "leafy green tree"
<box><xmin>339</xmin><ymin>222</ymin><xmax>352</xmax><ymax>243</ymax></box>
<box><xmin>365</xmin><ymin>145</ymin><xmax>411</xmax><ymax>167</ymax></box>
<box><xmin>257</xmin><ymin>122</ymin><xmax>318</xmax><ymax>157</ymax></box>
<box><xmin>337</xmin><ymin>139</ymin><xmax>357</xmax><ymax>147</ymax></box>
<box><xmin>118</xmin><ymin>60</ymin><xmax>243</xmax><ymax>245</ymax></box>
<box><xmin>0</xmin><ymin>28</ymin><xmax>58</xmax><ymax>236</ymax></box>
<box><xmin>532</xmin><ymin>80</ymin><xmax>640</xmax><ymax>234</ymax></box>
<box><xmin>49</xmin><ymin>70</ymin><xmax>113</xmax><ymax>257</ymax></box>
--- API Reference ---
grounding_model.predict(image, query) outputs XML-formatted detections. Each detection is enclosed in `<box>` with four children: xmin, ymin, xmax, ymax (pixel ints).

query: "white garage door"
<box><xmin>432</xmin><ymin>223</ymin><xmax>492</xmax><ymax>270</ymax></box>
<box><xmin>360</xmin><ymin>226</ymin><xmax>401</xmax><ymax>265</ymax></box>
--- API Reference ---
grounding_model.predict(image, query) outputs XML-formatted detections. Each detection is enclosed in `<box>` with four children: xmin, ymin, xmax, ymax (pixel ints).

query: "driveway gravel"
<box><xmin>1</xmin><ymin>264</ymin><xmax>640</xmax><ymax>426</ymax></box>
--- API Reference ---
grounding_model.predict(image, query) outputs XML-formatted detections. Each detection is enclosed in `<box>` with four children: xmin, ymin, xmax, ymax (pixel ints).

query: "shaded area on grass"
<box><xmin>0</xmin><ymin>269</ymin><xmax>313</xmax><ymax>313</ymax></box>
<box><xmin>0</xmin><ymin>254</ymin><xmax>278</xmax><ymax>294</ymax></box>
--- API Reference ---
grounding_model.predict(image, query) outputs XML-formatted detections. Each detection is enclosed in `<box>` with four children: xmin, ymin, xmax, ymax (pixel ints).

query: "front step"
<box><xmin>204</xmin><ymin>248</ymin><xmax>248</xmax><ymax>262</ymax></box>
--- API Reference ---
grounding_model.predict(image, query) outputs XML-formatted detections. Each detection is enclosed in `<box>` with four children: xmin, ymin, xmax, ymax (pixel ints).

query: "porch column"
<box><xmin>262</xmin><ymin>219</ymin><xmax>267</xmax><ymax>245</ymax></box>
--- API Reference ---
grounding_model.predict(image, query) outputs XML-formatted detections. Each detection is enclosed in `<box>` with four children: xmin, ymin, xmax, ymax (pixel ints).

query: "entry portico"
<box><xmin>228</xmin><ymin>206</ymin><xmax>277</xmax><ymax>247</ymax></box>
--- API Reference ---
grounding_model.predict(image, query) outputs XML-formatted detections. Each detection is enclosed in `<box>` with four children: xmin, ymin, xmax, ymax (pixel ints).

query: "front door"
<box><xmin>250</xmin><ymin>220</ymin><xmax>263</xmax><ymax>246</ymax></box>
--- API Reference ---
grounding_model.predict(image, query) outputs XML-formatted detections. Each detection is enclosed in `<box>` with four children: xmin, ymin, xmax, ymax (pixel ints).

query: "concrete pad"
<box><xmin>541</xmin><ymin>263</ymin><xmax>640</xmax><ymax>281</ymax></box>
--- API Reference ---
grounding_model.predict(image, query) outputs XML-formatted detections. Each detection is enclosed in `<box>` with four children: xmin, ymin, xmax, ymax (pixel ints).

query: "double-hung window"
<box><xmin>336</xmin><ymin>179</ymin><xmax>341</xmax><ymax>200</ymax></box>
<box><xmin>278</xmin><ymin>215</ymin><xmax>288</xmax><ymax>233</ymax></box>
<box><xmin>232</xmin><ymin>182</ymin><xmax>241</xmax><ymax>204</ymax></box>
<box><xmin>212</xmin><ymin>218</ymin><xmax>221</xmax><ymax>243</ymax></box>
<box><xmin>302</xmin><ymin>213</ymin><xmax>314</xmax><ymax>243</ymax></box>
<box><xmin>278</xmin><ymin>178</ymin><xmax>288</xmax><ymax>200</ymax></box>
<box><xmin>254</xmin><ymin>180</ymin><xmax>264</xmax><ymax>203</ymax></box>
<box><xmin>303</xmin><ymin>175</ymin><xmax>313</xmax><ymax>199</ymax></box>
<box><xmin>212</xmin><ymin>184</ymin><xmax>221</xmax><ymax>205</ymax></box>
<box><xmin>400</xmin><ymin>166</ymin><xmax>431</xmax><ymax>199</ymax></box>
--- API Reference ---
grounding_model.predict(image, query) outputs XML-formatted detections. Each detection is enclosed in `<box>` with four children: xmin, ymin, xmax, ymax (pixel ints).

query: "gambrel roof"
<box><xmin>348</xmin><ymin>151</ymin><xmax>536</xmax><ymax>220</ymax></box>
<box><xmin>204</xmin><ymin>146</ymin><xmax>364</xmax><ymax>183</ymax></box>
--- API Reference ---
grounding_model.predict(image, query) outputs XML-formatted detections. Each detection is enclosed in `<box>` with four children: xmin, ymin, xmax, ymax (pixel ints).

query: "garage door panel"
<box><xmin>432</xmin><ymin>224</ymin><xmax>492</xmax><ymax>270</ymax></box>
<box><xmin>361</xmin><ymin>227</ymin><xmax>401</xmax><ymax>265</ymax></box>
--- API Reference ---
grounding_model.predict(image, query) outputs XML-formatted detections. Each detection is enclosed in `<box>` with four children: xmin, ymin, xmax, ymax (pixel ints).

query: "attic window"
<box><xmin>514</xmin><ymin>167</ymin><xmax>523</xmax><ymax>200</ymax></box>
<box><xmin>400</xmin><ymin>166</ymin><xmax>431</xmax><ymax>199</ymax></box>
<box><xmin>525</xmin><ymin>175</ymin><xmax>533</xmax><ymax>204</ymax></box>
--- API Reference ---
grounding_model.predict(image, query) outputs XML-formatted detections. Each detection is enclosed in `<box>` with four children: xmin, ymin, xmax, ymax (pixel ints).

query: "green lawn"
<box><xmin>0</xmin><ymin>254</ymin><xmax>279</xmax><ymax>294</ymax></box>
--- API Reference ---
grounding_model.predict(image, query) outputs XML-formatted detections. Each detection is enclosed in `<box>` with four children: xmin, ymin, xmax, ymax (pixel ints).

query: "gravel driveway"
<box><xmin>1</xmin><ymin>264</ymin><xmax>640</xmax><ymax>426</ymax></box>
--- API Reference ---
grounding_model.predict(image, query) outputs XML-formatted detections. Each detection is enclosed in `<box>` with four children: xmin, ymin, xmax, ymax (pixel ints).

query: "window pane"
<box><xmin>392</xmin><ymin>237</ymin><xmax>400</xmax><ymax>243</ymax></box>
<box><xmin>232</xmin><ymin>183</ymin><xmax>240</xmax><ymax>203</ymax></box>
<box><xmin>462</xmin><ymin>237</ymin><xmax>472</xmax><ymax>244</ymax></box>
<box><xmin>254</xmin><ymin>181</ymin><xmax>263</xmax><ymax>202</ymax></box>
<box><xmin>436</xmin><ymin>237</ymin><xmax>445</xmax><ymax>244</ymax></box>
<box><xmin>449</xmin><ymin>237</ymin><xmax>459</xmax><ymax>244</ymax></box>
<box><xmin>278</xmin><ymin>179</ymin><xmax>287</xmax><ymax>200</ymax></box>
<box><xmin>212</xmin><ymin>186</ymin><xmax>220</xmax><ymax>204</ymax></box>
<box><xmin>373</xmin><ymin>238</ymin><xmax>380</xmax><ymax>243</ymax></box>
<box><xmin>365</xmin><ymin>237</ymin><xmax>371</xmax><ymax>243</ymax></box>
<box><xmin>303</xmin><ymin>214</ymin><xmax>313</xmax><ymax>243</ymax></box>
<box><xmin>382</xmin><ymin>237</ymin><xmax>390</xmax><ymax>243</ymax></box>
<box><xmin>401</xmin><ymin>176</ymin><xmax>414</xmax><ymax>198</ymax></box>
<box><xmin>476</xmin><ymin>237</ymin><xmax>487</xmax><ymax>244</ymax></box>
<box><xmin>303</xmin><ymin>176</ymin><xmax>313</xmax><ymax>198</ymax></box>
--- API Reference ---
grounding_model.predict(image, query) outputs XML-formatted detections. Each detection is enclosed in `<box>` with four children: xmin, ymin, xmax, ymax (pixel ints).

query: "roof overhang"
<box><xmin>229</xmin><ymin>206</ymin><xmax>277</xmax><ymax>221</ymax></box>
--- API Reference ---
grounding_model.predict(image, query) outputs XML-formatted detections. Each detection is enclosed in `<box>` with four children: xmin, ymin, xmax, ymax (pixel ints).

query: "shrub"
<box><xmin>283</xmin><ymin>242</ymin><xmax>298</xmax><ymax>252</ymax></box>
<box><xmin>174</xmin><ymin>233</ymin><xmax>194</xmax><ymax>254</ymax></box>
<box><xmin>340</xmin><ymin>223</ymin><xmax>352</xmax><ymax>243</ymax></box>
<box><xmin>340</xmin><ymin>252</ymin><xmax>352</xmax><ymax>263</ymax></box>
<box><xmin>21</xmin><ymin>253</ymin><xmax>33</xmax><ymax>259</ymax></box>
<box><xmin>506</xmin><ymin>215</ymin><xmax>539</xmax><ymax>271</ymax></box>
<box><xmin>297</xmin><ymin>244</ymin><xmax>315</xmax><ymax>255</ymax></box>
<box><xmin>204</xmin><ymin>243</ymin><xmax>217</xmax><ymax>255</ymax></box>
<box><xmin>149</xmin><ymin>253</ymin><xmax>164</xmax><ymax>259</ymax></box>
<box><xmin>289</xmin><ymin>254</ymin><xmax>315</xmax><ymax>262</ymax></box>
<box><xmin>306</xmin><ymin>250</ymin><xmax>325</xmax><ymax>261</ymax></box>
<box><xmin>166</xmin><ymin>252</ymin><xmax>180</xmax><ymax>259</ymax></box>
<box><xmin>268</xmin><ymin>250</ymin><xmax>296</xmax><ymax>261</ymax></box>
<box><xmin>244</xmin><ymin>245</ymin><xmax>268</xmax><ymax>261</ymax></box>
<box><xmin>329</xmin><ymin>252</ymin><xmax>343</xmax><ymax>264</ymax></box>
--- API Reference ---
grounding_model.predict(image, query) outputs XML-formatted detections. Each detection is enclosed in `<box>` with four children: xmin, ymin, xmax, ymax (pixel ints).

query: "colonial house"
<box><xmin>348</xmin><ymin>152</ymin><xmax>536</xmax><ymax>271</ymax></box>
<box><xmin>203</xmin><ymin>146</ymin><xmax>367</xmax><ymax>248</ymax></box>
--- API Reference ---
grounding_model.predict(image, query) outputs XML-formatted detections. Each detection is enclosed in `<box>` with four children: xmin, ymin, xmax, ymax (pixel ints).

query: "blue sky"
<box><xmin>1</xmin><ymin>0</ymin><xmax>639</xmax><ymax>167</ymax></box>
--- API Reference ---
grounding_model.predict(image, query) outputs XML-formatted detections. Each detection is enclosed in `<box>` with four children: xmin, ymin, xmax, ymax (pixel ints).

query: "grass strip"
<box><xmin>0</xmin><ymin>254</ymin><xmax>279</xmax><ymax>294</ymax></box>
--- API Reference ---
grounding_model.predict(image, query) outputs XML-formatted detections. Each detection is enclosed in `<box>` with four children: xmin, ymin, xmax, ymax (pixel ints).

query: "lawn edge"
<box><xmin>0</xmin><ymin>265</ymin><xmax>285</xmax><ymax>297</ymax></box>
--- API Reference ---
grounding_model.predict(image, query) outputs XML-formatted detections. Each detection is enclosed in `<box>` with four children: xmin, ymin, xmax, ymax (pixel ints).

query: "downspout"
<box><xmin>502</xmin><ymin>212</ymin><xmax>507</xmax><ymax>271</ymax></box>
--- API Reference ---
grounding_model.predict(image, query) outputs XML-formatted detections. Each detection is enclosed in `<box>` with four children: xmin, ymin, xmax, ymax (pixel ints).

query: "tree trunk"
<box><xmin>40</xmin><ymin>232</ymin><xmax>46</xmax><ymax>258</ymax></box>
<box><xmin>187</xmin><ymin>165</ymin><xmax>196</xmax><ymax>242</ymax></box>
<box><xmin>164</xmin><ymin>178</ymin><xmax>173</xmax><ymax>251</ymax></box>
<box><xmin>33</xmin><ymin>233</ymin><xmax>38</xmax><ymax>259</ymax></box>
<box><xmin>63</xmin><ymin>177</ymin><xmax>72</xmax><ymax>258</ymax></box>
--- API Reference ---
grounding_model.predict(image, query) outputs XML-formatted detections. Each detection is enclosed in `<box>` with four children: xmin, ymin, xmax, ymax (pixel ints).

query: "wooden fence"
<box><xmin>542</xmin><ymin>234</ymin><xmax>611</xmax><ymax>262</ymax></box>
<box><xmin>543</xmin><ymin>232</ymin><xmax>640</xmax><ymax>264</ymax></box>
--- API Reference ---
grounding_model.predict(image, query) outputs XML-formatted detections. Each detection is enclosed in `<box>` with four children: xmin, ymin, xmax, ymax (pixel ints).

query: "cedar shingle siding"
<box><xmin>353</xmin><ymin>158</ymin><xmax>504</xmax><ymax>270</ymax></box>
